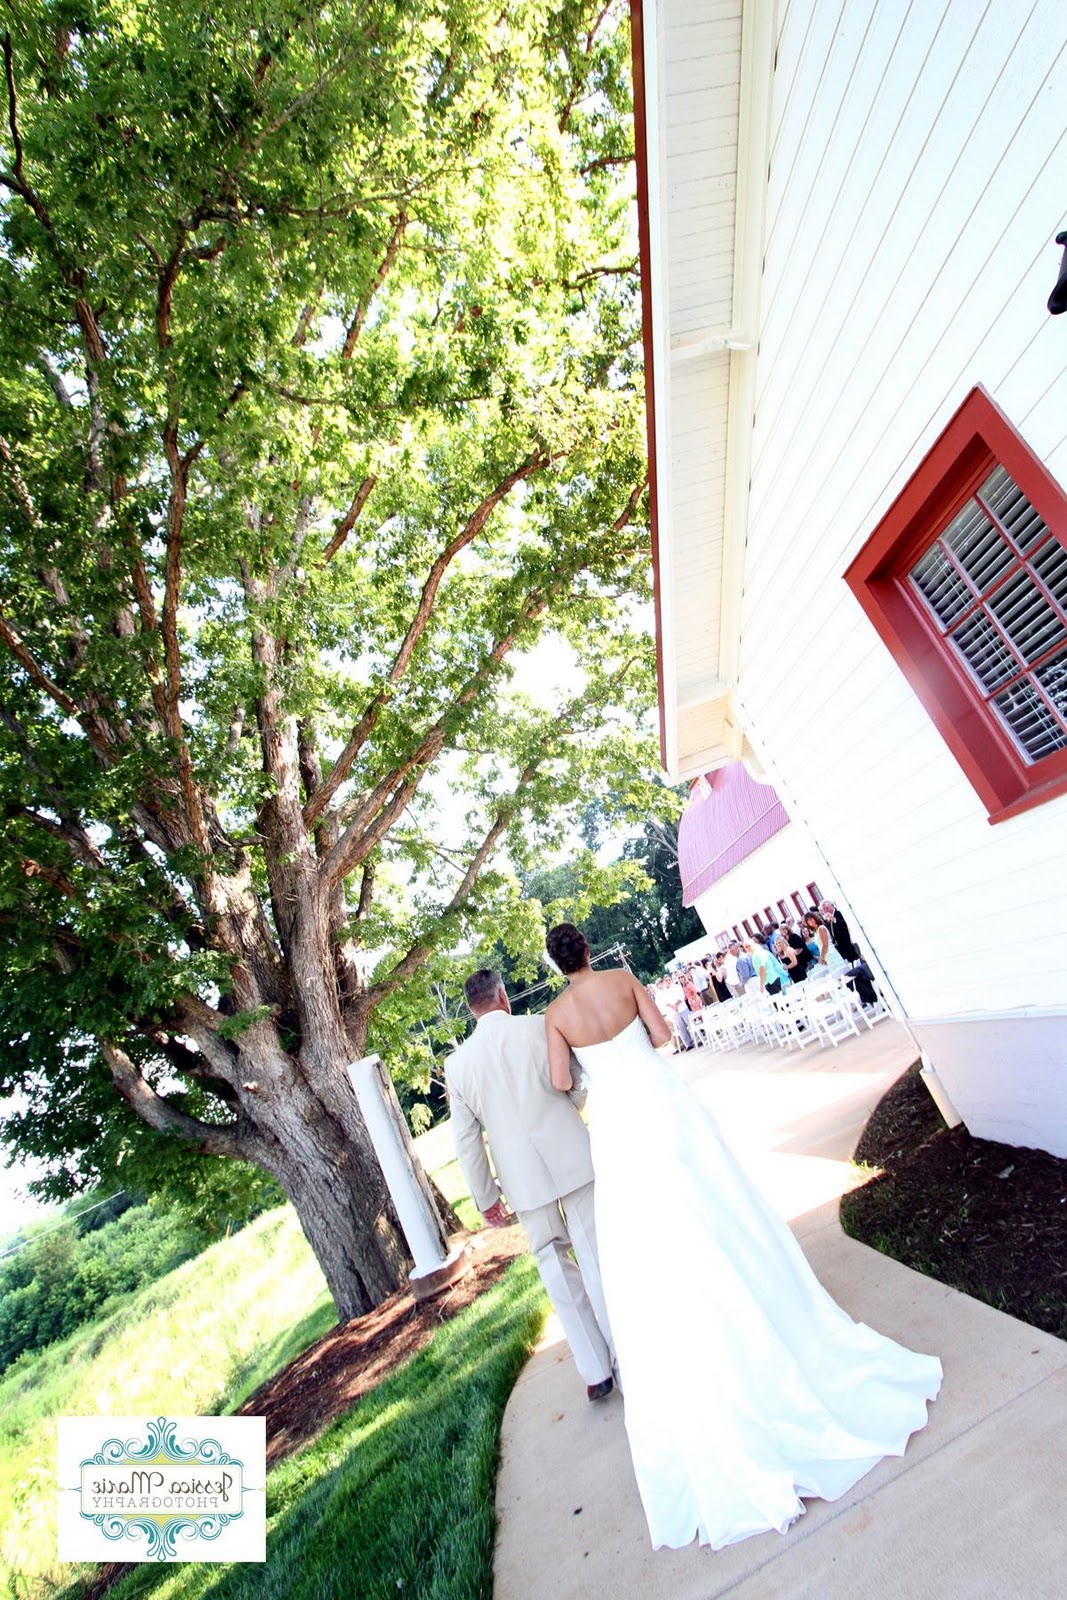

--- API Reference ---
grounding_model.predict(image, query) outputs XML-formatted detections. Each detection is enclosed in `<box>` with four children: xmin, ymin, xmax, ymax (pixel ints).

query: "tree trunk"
<box><xmin>266</xmin><ymin>1130</ymin><xmax>412</xmax><ymax>1322</ymax></box>
<box><xmin>239</xmin><ymin>1040</ymin><xmax>414</xmax><ymax>1322</ymax></box>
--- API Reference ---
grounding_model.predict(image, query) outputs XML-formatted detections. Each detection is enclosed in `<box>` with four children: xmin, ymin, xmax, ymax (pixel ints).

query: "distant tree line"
<box><xmin>0</xmin><ymin>1195</ymin><xmax>243</xmax><ymax>1371</ymax></box>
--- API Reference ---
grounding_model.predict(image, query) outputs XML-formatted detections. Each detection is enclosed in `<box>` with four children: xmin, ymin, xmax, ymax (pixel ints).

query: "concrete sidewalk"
<box><xmin>493</xmin><ymin>1023</ymin><xmax>1067</xmax><ymax>1599</ymax></box>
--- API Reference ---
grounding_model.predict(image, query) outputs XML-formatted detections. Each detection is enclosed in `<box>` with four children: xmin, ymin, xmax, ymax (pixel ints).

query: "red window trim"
<box><xmin>844</xmin><ymin>386</ymin><xmax>1067</xmax><ymax>824</ymax></box>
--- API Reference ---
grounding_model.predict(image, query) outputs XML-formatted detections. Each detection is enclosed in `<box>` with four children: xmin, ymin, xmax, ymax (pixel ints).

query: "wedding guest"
<box><xmin>750</xmin><ymin>935</ymin><xmax>789</xmax><ymax>996</ymax></box>
<box><xmin>705</xmin><ymin>953</ymin><xmax>732</xmax><ymax>1003</ymax></box>
<box><xmin>780</xmin><ymin>921</ymin><xmax>815</xmax><ymax>980</ymax></box>
<box><xmin>773</xmin><ymin>932</ymin><xmax>799</xmax><ymax>979</ymax></box>
<box><xmin>802</xmin><ymin>910</ymin><xmax>834</xmax><ymax>968</ymax></box>
<box><xmin>660</xmin><ymin>973</ymin><xmax>694</xmax><ymax>1051</ymax></box>
<box><xmin>680</xmin><ymin>967</ymin><xmax>704</xmax><ymax>1015</ymax></box>
<box><xmin>722</xmin><ymin>940</ymin><xmax>744</xmax><ymax>997</ymax></box>
<box><xmin>804</xmin><ymin>912</ymin><xmax>878</xmax><ymax>1007</ymax></box>
<box><xmin>820</xmin><ymin>899</ymin><xmax>859</xmax><ymax>963</ymax></box>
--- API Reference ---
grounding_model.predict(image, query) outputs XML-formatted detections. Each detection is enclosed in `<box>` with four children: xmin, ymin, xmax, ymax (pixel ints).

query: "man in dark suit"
<box><xmin>819</xmin><ymin>900</ymin><xmax>878</xmax><ymax>1008</ymax></box>
<box><xmin>820</xmin><ymin>899</ymin><xmax>858</xmax><ymax>962</ymax></box>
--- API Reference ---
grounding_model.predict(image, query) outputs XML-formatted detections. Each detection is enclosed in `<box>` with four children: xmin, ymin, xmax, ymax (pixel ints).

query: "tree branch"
<box><xmin>17</xmin><ymin>854</ymin><xmax>83</xmax><ymax>903</ymax></box>
<box><xmin>557</xmin><ymin>2</ymin><xmax>613</xmax><ymax>134</ymax></box>
<box><xmin>305</xmin><ymin>447</ymin><xmax>550</xmax><ymax>828</ymax></box>
<box><xmin>0</xmin><ymin>37</ymin><xmax>57</xmax><ymax>235</ymax></box>
<box><xmin>355</xmin><ymin>861</ymin><xmax>375</xmax><ymax>922</ymax></box>
<box><xmin>2</xmin><ymin>29</ymin><xmax>25</xmax><ymax>181</ymax></box>
<box><xmin>148</xmin><ymin>1033</ymin><xmax>241</xmax><ymax>1108</ymax></box>
<box><xmin>320</xmin><ymin>544</ymin><xmax>613</xmax><ymax>888</ymax></box>
<box><xmin>5</xmin><ymin>804</ymin><xmax>106</xmax><ymax>872</ymax></box>
<box><xmin>227</xmin><ymin>12</ymin><xmax>379</xmax><ymax>183</ymax></box>
<box><xmin>292</xmin><ymin>280</ymin><xmax>325</xmax><ymax>348</ymax></box>
<box><xmin>321</xmin><ymin>474</ymin><xmax>376</xmax><ymax>563</ymax></box>
<box><xmin>0</xmin><ymin>432</ymin><xmax>38</xmax><ymax>528</ymax></box>
<box><xmin>579</xmin><ymin>152</ymin><xmax>634</xmax><ymax>175</ymax></box>
<box><xmin>156</xmin><ymin>239</ymin><xmax>185</xmax><ymax>350</ymax></box>
<box><xmin>342</xmin><ymin>209</ymin><xmax>408</xmax><ymax>358</ymax></box>
<box><xmin>612</xmin><ymin>472</ymin><xmax>648</xmax><ymax>533</ymax></box>
<box><xmin>362</xmin><ymin>652</ymin><xmax>646</xmax><ymax>1008</ymax></box>
<box><xmin>0</xmin><ymin>609</ymin><xmax>81</xmax><ymax>718</ymax></box>
<box><xmin>160</xmin><ymin>419</ymin><xmax>210</xmax><ymax>852</ymax></box>
<box><xmin>316</xmin><ymin>463</ymin><xmax>652</xmax><ymax>886</ymax></box>
<box><xmin>34</xmin><ymin>352</ymin><xmax>73</xmax><ymax>408</ymax></box>
<box><xmin>102</xmin><ymin>1040</ymin><xmax>250</xmax><ymax>1159</ymax></box>
<box><xmin>363</xmin><ymin>811</ymin><xmax>511</xmax><ymax>1007</ymax></box>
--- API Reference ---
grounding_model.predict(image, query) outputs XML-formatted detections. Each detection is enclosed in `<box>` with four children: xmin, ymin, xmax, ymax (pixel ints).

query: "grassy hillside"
<box><xmin>1</xmin><ymin>1206</ymin><xmax>334</xmax><ymax>1598</ymax></box>
<box><xmin>5</xmin><ymin>1114</ymin><xmax>520</xmax><ymax>1600</ymax></box>
<box><xmin>98</xmin><ymin>1256</ymin><xmax>544</xmax><ymax>1600</ymax></box>
<box><xmin>0</xmin><ymin>1200</ymin><xmax>214</xmax><ymax>1373</ymax></box>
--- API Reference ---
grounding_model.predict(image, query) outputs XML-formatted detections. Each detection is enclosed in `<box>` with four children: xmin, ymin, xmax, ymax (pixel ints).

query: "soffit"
<box><xmin>636</xmin><ymin>0</ymin><xmax>772</xmax><ymax>780</ymax></box>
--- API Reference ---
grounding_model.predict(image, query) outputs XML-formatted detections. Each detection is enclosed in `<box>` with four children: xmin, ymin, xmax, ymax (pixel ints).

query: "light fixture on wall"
<box><xmin>1048</xmin><ymin>229</ymin><xmax>1067</xmax><ymax>315</ymax></box>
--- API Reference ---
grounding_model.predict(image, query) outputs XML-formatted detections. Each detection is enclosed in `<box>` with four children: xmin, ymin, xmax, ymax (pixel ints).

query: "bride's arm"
<box><xmin>632</xmin><ymin>976</ymin><xmax>672</xmax><ymax>1048</ymax></box>
<box><xmin>545</xmin><ymin>1012</ymin><xmax>575</xmax><ymax>1091</ymax></box>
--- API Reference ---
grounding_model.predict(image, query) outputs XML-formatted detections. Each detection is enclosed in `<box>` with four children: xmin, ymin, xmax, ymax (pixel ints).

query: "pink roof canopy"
<box><xmin>677</xmin><ymin>763</ymin><xmax>789</xmax><ymax>907</ymax></box>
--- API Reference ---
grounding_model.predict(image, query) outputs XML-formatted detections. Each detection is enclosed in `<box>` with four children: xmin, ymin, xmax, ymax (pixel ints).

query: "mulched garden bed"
<box><xmin>236</xmin><ymin>1225</ymin><xmax>526</xmax><ymax>1463</ymax></box>
<box><xmin>841</xmin><ymin>1062</ymin><xmax>1067</xmax><ymax>1340</ymax></box>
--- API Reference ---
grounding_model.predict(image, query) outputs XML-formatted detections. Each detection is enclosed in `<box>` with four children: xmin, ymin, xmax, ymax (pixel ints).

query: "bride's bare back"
<box><xmin>545</xmin><ymin>967</ymin><xmax>671</xmax><ymax>1089</ymax></box>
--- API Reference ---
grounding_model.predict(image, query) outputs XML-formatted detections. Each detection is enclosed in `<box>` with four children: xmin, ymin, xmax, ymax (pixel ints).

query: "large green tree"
<box><xmin>541</xmin><ymin>815</ymin><xmax>703</xmax><ymax>982</ymax></box>
<box><xmin>0</xmin><ymin>0</ymin><xmax>656</xmax><ymax>1319</ymax></box>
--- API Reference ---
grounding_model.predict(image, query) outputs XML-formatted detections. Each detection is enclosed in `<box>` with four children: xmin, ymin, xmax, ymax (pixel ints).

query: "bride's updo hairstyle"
<box><xmin>545</xmin><ymin>922</ymin><xmax>590</xmax><ymax>975</ymax></box>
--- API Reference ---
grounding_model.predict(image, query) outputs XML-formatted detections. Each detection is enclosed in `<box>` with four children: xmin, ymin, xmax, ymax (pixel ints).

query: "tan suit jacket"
<box><xmin>445</xmin><ymin>1010</ymin><xmax>594</xmax><ymax>1213</ymax></box>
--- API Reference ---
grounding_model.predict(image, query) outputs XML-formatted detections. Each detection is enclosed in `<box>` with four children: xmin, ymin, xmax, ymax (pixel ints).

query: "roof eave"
<box><xmin>631</xmin><ymin>0</ymin><xmax>777</xmax><ymax>781</ymax></box>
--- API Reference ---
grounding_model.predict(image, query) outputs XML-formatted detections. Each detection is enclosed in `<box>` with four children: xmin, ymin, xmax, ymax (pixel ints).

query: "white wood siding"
<box><xmin>739</xmin><ymin>0</ymin><xmax>1067</xmax><ymax>1022</ymax></box>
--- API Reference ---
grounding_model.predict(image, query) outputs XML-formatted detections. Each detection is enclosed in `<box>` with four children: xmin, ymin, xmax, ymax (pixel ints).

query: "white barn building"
<box><xmin>632</xmin><ymin>0</ymin><xmax>1067</xmax><ymax>1155</ymax></box>
<box><xmin>676</xmin><ymin>762</ymin><xmax>826</xmax><ymax>943</ymax></box>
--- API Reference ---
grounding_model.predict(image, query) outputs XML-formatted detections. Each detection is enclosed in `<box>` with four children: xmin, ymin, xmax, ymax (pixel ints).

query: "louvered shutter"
<box><xmin>908</xmin><ymin>466</ymin><xmax>1067</xmax><ymax>763</ymax></box>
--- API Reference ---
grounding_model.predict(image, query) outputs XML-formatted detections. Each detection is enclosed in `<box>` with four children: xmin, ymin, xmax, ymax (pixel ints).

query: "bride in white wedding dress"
<box><xmin>543</xmin><ymin>923</ymin><xmax>942</xmax><ymax>1553</ymax></box>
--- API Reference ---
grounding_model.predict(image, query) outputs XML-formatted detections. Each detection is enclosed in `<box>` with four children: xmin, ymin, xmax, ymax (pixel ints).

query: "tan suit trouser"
<box><xmin>518</xmin><ymin>1180</ymin><xmax>613</xmax><ymax>1386</ymax></box>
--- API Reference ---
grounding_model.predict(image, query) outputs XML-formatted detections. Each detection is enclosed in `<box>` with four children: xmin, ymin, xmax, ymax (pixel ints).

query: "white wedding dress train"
<box><xmin>572</xmin><ymin>1016</ymin><xmax>942</xmax><ymax>1552</ymax></box>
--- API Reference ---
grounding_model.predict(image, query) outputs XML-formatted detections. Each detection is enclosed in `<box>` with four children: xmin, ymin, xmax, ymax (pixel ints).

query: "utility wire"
<box><xmin>0</xmin><ymin>1190</ymin><xmax>131</xmax><ymax>1259</ymax></box>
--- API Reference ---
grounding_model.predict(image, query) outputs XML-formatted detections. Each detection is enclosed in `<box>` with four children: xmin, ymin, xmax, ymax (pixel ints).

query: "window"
<box><xmin>845</xmin><ymin>388</ymin><xmax>1067</xmax><ymax>823</ymax></box>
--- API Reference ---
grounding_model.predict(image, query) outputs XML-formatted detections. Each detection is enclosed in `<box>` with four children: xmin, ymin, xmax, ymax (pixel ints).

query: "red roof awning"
<box><xmin>677</xmin><ymin>764</ymin><xmax>789</xmax><ymax>906</ymax></box>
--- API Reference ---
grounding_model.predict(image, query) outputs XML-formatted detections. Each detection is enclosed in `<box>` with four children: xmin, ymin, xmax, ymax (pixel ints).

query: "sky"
<box><xmin>0</xmin><ymin>1142</ymin><xmax>52</xmax><ymax>1231</ymax></box>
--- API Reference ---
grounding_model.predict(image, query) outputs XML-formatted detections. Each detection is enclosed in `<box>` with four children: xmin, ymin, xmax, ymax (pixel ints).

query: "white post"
<box><xmin>347</xmin><ymin>1054</ymin><xmax>470</xmax><ymax>1298</ymax></box>
<box><xmin>919</xmin><ymin>1054</ymin><xmax>964</xmax><ymax>1130</ymax></box>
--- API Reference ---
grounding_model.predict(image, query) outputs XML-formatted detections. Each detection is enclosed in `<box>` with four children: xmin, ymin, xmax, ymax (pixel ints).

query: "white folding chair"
<box><xmin>689</xmin><ymin>1011</ymin><xmax>710</xmax><ymax>1050</ymax></box>
<box><xmin>802</xmin><ymin>982</ymin><xmax>861</xmax><ymax>1047</ymax></box>
<box><xmin>772</xmin><ymin>989</ymin><xmax>818</xmax><ymax>1050</ymax></box>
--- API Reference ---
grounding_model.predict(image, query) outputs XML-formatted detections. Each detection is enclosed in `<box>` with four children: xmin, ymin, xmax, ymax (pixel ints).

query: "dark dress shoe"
<box><xmin>586</xmin><ymin>1376</ymin><xmax>614</xmax><ymax>1401</ymax></box>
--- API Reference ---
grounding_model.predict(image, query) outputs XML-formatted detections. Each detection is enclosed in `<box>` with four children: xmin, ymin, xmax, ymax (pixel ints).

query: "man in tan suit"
<box><xmin>445</xmin><ymin>968</ymin><xmax>615</xmax><ymax>1399</ymax></box>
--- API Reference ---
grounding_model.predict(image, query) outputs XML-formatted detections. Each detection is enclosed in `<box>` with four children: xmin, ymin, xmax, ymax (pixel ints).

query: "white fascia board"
<box><xmin>641</xmin><ymin>2</ymin><xmax>679</xmax><ymax>774</ymax></box>
<box><xmin>670</xmin><ymin>328</ymin><xmax>754</xmax><ymax>362</ymax></box>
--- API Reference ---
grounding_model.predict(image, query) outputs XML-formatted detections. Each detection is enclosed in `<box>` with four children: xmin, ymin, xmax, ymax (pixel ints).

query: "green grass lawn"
<box><xmin>85</xmin><ymin>1257</ymin><xmax>545</xmax><ymax>1600</ymax></box>
<box><xmin>5</xmin><ymin>1117</ymin><xmax>545</xmax><ymax>1600</ymax></box>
